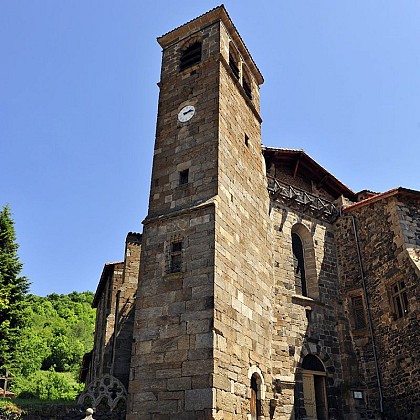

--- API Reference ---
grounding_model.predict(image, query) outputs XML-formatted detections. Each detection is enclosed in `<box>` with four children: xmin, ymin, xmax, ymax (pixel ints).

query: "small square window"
<box><xmin>353</xmin><ymin>391</ymin><xmax>363</xmax><ymax>399</ymax></box>
<box><xmin>179</xmin><ymin>169</ymin><xmax>189</xmax><ymax>185</ymax></box>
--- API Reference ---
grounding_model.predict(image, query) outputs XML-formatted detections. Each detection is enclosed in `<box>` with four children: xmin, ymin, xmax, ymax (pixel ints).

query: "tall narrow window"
<box><xmin>180</xmin><ymin>41</ymin><xmax>202</xmax><ymax>71</ymax></box>
<box><xmin>179</xmin><ymin>169</ymin><xmax>189</xmax><ymax>185</ymax></box>
<box><xmin>229</xmin><ymin>43</ymin><xmax>240</xmax><ymax>79</ymax></box>
<box><xmin>352</xmin><ymin>296</ymin><xmax>366</xmax><ymax>329</ymax></box>
<box><xmin>242</xmin><ymin>68</ymin><xmax>252</xmax><ymax>99</ymax></box>
<box><xmin>229</xmin><ymin>53</ymin><xmax>240</xmax><ymax>79</ymax></box>
<box><xmin>391</xmin><ymin>280</ymin><xmax>409</xmax><ymax>319</ymax></box>
<box><xmin>170</xmin><ymin>241</ymin><xmax>182</xmax><ymax>273</ymax></box>
<box><xmin>292</xmin><ymin>233</ymin><xmax>307</xmax><ymax>296</ymax></box>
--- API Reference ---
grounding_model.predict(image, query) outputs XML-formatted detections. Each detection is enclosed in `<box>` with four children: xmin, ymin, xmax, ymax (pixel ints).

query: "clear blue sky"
<box><xmin>1</xmin><ymin>1</ymin><xmax>419</xmax><ymax>296</ymax></box>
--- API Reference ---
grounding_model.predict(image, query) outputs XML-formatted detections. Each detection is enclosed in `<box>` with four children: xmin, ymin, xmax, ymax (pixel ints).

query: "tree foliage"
<box><xmin>11</xmin><ymin>292</ymin><xmax>95</xmax><ymax>376</ymax></box>
<box><xmin>0</xmin><ymin>205</ymin><xmax>30</xmax><ymax>369</ymax></box>
<box><xmin>0</xmin><ymin>205</ymin><xmax>96</xmax><ymax>400</ymax></box>
<box><xmin>10</xmin><ymin>291</ymin><xmax>95</xmax><ymax>400</ymax></box>
<box><xmin>13</xmin><ymin>369</ymin><xmax>84</xmax><ymax>401</ymax></box>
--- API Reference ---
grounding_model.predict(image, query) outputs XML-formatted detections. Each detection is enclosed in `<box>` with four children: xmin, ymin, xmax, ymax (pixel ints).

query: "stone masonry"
<box><xmin>83</xmin><ymin>6</ymin><xmax>420</xmax><ymax>420</ymax></box>
<box><xmin>80</xmin><ymin>232</ymin><xmax>141</xmax><ymax>414</ymax></box>
<box><xmin>335</xmin><ymin>191</ymin><xmax>420</xmax><ymax>419</ymax></box>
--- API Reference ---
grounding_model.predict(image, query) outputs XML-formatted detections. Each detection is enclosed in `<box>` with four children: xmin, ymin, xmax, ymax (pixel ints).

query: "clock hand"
<box><xmin>183</xmin><ymin>109</ymin><xmax>193</xmax><ymax>115</ymax></box>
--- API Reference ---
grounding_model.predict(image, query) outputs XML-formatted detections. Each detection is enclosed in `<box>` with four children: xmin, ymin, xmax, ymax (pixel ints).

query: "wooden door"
<box><xmin>303</xmin><ymin>373</ymin><xmax>317</xmax><ymax>419</ymax></box>
<box><xmin>314</xmin><ymin>375</ymin><xmax>328</xmax><ymax>420</ymax></box>
<box><xmin>250</xmin><ymin>376</ymin><xmax>258</xmax><ymax>420</ymax></box>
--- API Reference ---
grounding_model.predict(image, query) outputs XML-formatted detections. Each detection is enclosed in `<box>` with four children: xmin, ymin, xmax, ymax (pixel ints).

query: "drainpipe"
<box><xmin>339</xmin><ymin>210</ymin><xmax>384</xmax><ymax>415</ymax></box>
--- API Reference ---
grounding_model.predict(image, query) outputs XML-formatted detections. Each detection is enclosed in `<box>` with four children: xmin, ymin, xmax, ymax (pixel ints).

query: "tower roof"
<box><xmin>157</xmin><ymin>5</ymin><xmax>264</xmax><ymax>85</ymax></box>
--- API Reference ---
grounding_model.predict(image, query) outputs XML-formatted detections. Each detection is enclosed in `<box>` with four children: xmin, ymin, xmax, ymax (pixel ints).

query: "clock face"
<box><xmin>178</xmin><ymin>105</ymin><xmax>195</xmax><ymax>122</ymax></box>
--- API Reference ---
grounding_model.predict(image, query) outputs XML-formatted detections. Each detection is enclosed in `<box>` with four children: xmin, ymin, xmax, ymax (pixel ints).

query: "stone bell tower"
<box><xmin>127</xmin><ymin>6</ymin><xmax>274</xmax><ymax>419</ymax></box>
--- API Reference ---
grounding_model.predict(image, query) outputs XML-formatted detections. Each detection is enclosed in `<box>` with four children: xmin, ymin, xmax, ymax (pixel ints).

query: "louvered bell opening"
<box><xmin>229</xmin><ymin>54</ymin><xmax>240</xmax><ymax>79</ymax></box>
<box><xmin>180</xmin><ymin>42</ymin><xmax>202</xmax><ymax>71</ymax></box>
<box><xmin>243</xmin><ymin>77</ymin><xmax>252</xmax><ymax>99</ymax></box>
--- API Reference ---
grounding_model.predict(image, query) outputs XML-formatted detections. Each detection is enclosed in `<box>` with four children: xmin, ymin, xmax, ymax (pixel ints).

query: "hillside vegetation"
<box><xmin>9</xmin><ymin>291</ymin><xmax>96</xmax><ymax>400</ymax></box>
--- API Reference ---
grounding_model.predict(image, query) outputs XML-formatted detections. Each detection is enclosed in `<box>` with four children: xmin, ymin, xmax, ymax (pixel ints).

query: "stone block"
<box><xmin>168</xmin><ymin>377</ymin><xmax>192</xmax><ymax>391</ymax></box>
<box><xmin>185</xmin><ymin>388</ymin><xmax>213</xmax><ymax>411</ymax></box>
<box><xmin>182</xmin><ymin>359</ymin><xmax>213</xmax><ymax>376</ymax></box>
<box><xmin>187</xmin><ymin>318</ymin><xmax>211</xmax><ymax>334</ymax></box>
<box><xmin>195</xmin><ymin>332</ymin><xmax>213</xmax><ymax>349</ymax></box>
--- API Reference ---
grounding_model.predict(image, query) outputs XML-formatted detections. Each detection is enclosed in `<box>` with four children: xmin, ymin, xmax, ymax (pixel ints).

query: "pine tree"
<box><xmin>0</xmin><ymin>205</ymin><xmax>30</xmax><ymax>369</ymax></box>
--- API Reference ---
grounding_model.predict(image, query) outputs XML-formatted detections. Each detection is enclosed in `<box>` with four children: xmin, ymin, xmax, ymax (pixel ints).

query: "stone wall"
<box><xmin>127</xmin><ymin>14</ymin><xmax>222</xmax><ymax>418</ymax></box>
<box><xmin>334</xmin><ymin>215</ymin><xmax>380</xmax><ymax>419</ymax></box>
<box><xmin>336</xmin><ymin>194</ymin><xmax>420</xmax><ymax>419</ymax></box>
<box><xmin>84</xmin><ymin>232</ymin><xmax>140</xmax><ymax>412</ymax></box>
<box><xmin>112</xmin><ymin>233</ymin><xmax>141</xmax><ymax>389</ymax></box>
<box><xmin>89</xmin><ymin>261</ymin><xmax>124</xmax><ymax>384</ymax></box>
<box><xmin>146</xmin><ymin>23</ymin><xmax>220</xmax><ymax>220</ymax></box>
<box><xmin>270</xmin><ymin>202</ymin><xmax>346</xmax><ymax>419</ymax></box>
<box><xmin>128</xmin><ymin>206</ymin><xmax>215</xmax><ymax>419</ymax></box>
<box><xmin>211</xmin><ymin>21</ymin><xmax>274</xmax><ymax>419</ymax></box>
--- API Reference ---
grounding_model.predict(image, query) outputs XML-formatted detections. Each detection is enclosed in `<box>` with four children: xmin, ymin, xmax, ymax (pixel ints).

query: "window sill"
<box><xmin>351</xmin><ymin>328</ymin><xmax>369</xmax><ymax>337</ymax></box>
<box><xmin>292</xmin><ymin>294</ymin><xmax>324</xmax><ymax>307</ymax></box>
<box><xmin>165</xmin><ymin>272</ymin><xmax>183</xmax><ymax>281</ymax></box>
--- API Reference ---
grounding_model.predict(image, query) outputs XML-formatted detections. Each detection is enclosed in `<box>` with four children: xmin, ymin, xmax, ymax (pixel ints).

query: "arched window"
<box><xmin>291</xmin><ymin>224</ymin><xmax>318</xmax><ymax>299</ymax></box>
<box><xmin>242</xmin><ymin>67</ymin><xmax>252</xmax><ymax>99</ymax></box>
<box><xmin>180</xmin><ymin>40</ymin><xmax>202</xmax><ymax>71</ymax></box>
<box><xmin>229</xmin><ymin>43</ymin><xmax>240</xmax><ymax>79</ymax></box>
<box><xmin>292</xmin><ymin>233</ymin><xmax>307</xmax><ymax>296</ymax></box>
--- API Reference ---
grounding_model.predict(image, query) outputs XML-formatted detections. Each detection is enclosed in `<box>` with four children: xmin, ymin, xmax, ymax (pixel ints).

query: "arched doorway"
<box><xmin>248</xmin><ymin>366</ymin><xmax>265</xmax><ymax>420</ymax></box>
<box><xmin>301</xmin><ymin>355</ymin><xmax>328</xmax><ymax>420</ymax></box>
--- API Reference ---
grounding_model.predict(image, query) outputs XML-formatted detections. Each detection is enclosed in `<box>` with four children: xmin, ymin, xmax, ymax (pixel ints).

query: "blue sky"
<box><xmin>1</xmin><ymin>1</ymin><xmax>419</xmax><ymax>296</ymax></box>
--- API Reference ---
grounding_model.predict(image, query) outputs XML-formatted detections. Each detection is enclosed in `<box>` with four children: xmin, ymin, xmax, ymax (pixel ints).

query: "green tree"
<box><xmin>0</xmin><ymin>205</ymin><xmax>30</xmax><ymax>369</ymax></box>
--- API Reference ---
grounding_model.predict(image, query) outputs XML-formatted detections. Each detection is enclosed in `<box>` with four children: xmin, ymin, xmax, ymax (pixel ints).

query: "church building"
<box><xmin>79</xmin><ymin>6</ymin><xmax>420</xmax><ymax>420</ymax></box>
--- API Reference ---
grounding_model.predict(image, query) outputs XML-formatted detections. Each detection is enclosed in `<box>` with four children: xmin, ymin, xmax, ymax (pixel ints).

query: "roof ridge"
<box><xmin>158</xmin><ymin>5</ymin><xmax>224</xmax><ymax>40</ymax></box>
